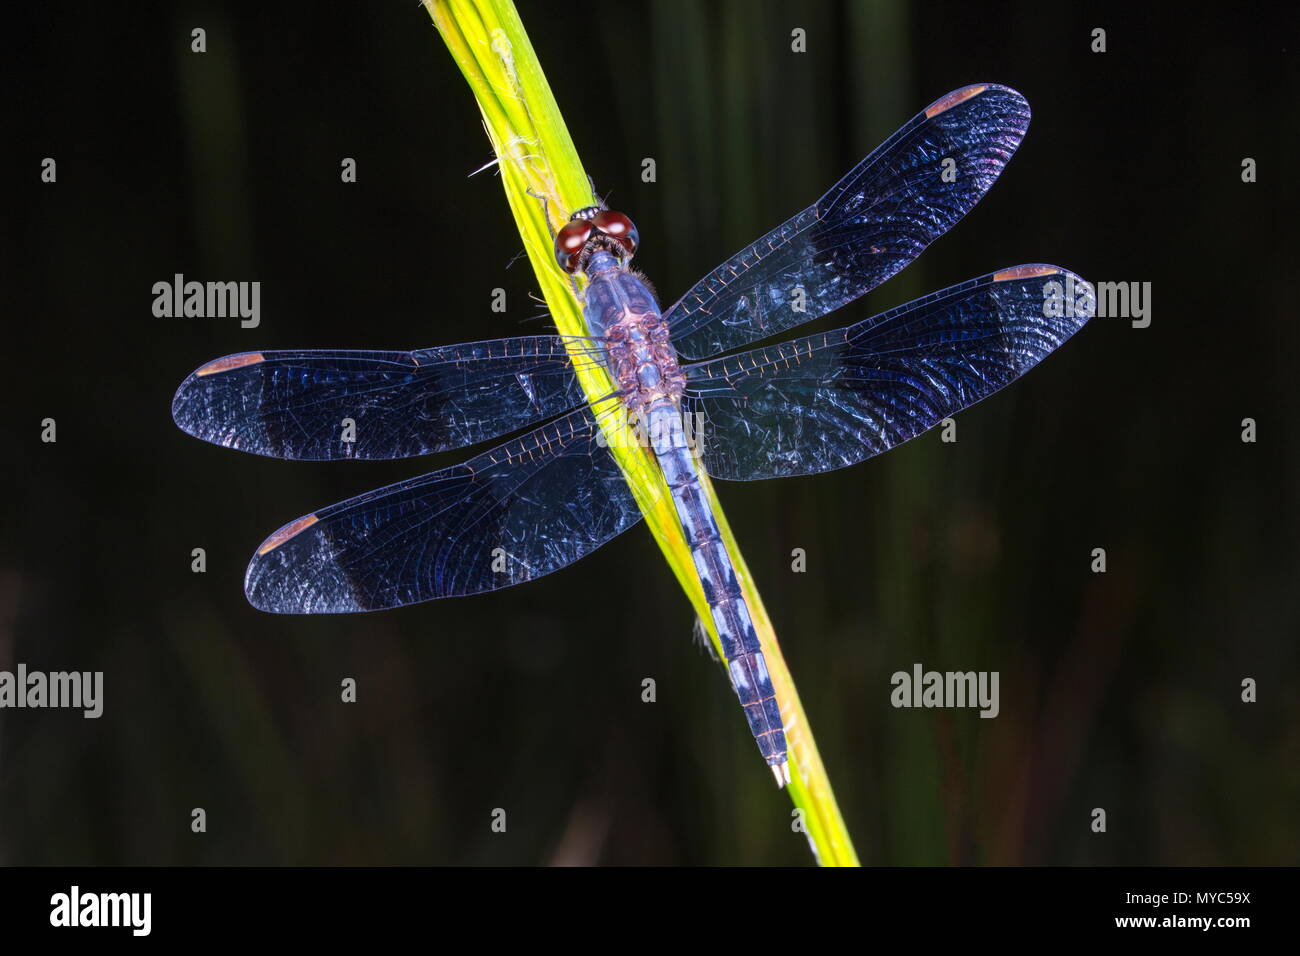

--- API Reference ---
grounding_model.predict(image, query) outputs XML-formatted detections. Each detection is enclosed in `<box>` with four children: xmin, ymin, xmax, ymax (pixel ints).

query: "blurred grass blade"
<box><xmin>423</xmin><ymin>0</ymin><xmax>859</xmax><ymax>866</ymax></box>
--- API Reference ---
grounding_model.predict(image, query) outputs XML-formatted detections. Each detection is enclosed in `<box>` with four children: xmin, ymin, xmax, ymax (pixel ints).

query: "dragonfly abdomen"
<box><xmin>645</xmin><ymin>400</ymin><xmax>790</xmax><ymax>783</ymax></box>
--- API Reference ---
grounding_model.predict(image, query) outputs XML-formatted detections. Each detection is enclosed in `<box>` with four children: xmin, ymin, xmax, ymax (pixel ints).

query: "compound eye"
<box><xmin>555</xmin><ymin>219</ymin><xmax>593</xmax><ymax>273</ymax></box>
<box><xmin>592</xmin><ymin>210</ymin><xmax>639</xmax><ymax>257</ymax></box>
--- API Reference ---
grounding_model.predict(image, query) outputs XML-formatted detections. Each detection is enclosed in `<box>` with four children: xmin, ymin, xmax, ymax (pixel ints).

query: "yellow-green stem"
<box><xmin>424</xmin><ymin>0</ymin><xmax>858</xmax><ymax>866</ymax></box>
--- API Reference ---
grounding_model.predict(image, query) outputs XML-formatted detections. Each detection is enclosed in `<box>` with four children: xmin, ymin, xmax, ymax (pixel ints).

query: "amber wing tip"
<box><xmin>925</xmin><ymin>84</ymin><xmax>989</xmax><ymax>118</ymax></box>
<box><xmin>196</xmin><ymin>352</ymin><xmax>266</xmax><ymax>377</ymax></box>
<box><xmin>256</xmin><ymin>514</ymin><xmax>320</xmax><ymax>555</ymax></box>
<box><xmin>993</xmin><ymin>264</ymin><xmax>1064</xmax><ymax>282</ymax></box>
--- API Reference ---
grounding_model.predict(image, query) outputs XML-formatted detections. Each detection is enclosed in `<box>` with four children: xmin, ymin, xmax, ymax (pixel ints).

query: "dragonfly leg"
<box><xmin>524</xmin><ymin>186</ymin><xmax>560</xmax><ymax>242</ymax></box>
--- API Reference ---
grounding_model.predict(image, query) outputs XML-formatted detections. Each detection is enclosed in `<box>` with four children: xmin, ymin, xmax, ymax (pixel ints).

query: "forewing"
<box><xmin>245</xmin><ymin>406</ymin><xmax>644</xmax><ymax>612</ymax></box>
<box><xmin>664</xmin><ymin>84</ymin><xmax>1031</xmax><ymax>359</ymax></box>
<box><xmin>172</xmin><ymin>336</ymin><xmax>592</xmax><ymax>460</ymax></box>
<box><xmin>682</xmin><ymin>266</ymin><xmax>1094</xmax><ymax>480</ymax></box>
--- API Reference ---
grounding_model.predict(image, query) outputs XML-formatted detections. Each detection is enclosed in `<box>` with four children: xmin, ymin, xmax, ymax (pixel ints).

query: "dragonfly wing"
<box><xmin>245</xmin><ymin>406</ymin><xmax>644</xmax><ymax>612</ymax></box>
<box><xmin>664</xmin><ymin>84</ymin><xmax>1031</xmax><ymax>360</ymax></box>
<box><xmin>682</xmin><ymin>266</ymin><xmax>1094</xmax><ymax>480</ymax></box>
<box><xmin>172</xmin><ymin>336</ymin><xmax>595</xmax><ymax>460</ymax></box>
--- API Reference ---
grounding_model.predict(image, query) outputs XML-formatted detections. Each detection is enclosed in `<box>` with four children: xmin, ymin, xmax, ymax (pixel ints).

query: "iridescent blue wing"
<box><xmin>664</xmin><ymin>84</ymin><xmax>1031</xmax><ymax>360</ymax></box>
<box><xmin>682</xmin><ymin>266</ymin><xmax>1094</xmax><ymax>480</ymax></box>
<box><xmin>245</xmin><ymin>406</ymin><xmax>643</xmax><ymax>612</ymax></box>
<box><xmin>172</xmin><ymin>336</ymin><xmax>595</xmax><ymax>460</ymax></box>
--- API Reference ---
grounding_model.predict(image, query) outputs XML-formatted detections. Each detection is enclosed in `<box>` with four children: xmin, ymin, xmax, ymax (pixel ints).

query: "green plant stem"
<box><xmin>425</xmin><ymin>0</ymin><xmax>859</xmax><ymax>866</ymax></box>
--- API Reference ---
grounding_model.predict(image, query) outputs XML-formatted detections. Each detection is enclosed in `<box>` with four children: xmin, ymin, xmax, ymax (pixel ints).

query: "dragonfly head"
<box><xmin>555</xmin><ymin>208</ymin><xmax>640</xmax><ymax>274</ymax></box>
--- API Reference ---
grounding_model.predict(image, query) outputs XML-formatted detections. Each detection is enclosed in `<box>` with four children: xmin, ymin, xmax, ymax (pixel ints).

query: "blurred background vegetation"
<box><xmin>3</xmin><ymin>0</ymin><xmax>1296</xmax><ymax>865</ymax></box>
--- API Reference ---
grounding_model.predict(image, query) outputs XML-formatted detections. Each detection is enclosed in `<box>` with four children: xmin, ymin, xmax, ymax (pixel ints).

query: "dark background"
<box><xmin>3</xmin><ymin>1</ymin><xmax>1296</xmax><ymax>865</ymax></box>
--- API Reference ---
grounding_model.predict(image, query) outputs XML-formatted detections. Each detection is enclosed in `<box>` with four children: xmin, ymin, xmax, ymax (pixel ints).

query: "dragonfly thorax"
<box><xmin>605</xmin><ymin>310</ymin><xmax>686</xmax><ymax>416</ymax></box>
<box><xmin>577</xmin><ymin>247</ymin><xmax>684</xmax><ymax>414</ymax></box>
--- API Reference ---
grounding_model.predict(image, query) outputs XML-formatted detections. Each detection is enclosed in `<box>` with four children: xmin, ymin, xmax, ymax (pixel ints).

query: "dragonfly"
<box><xmin>173</xmin><ymin>83</ymin><xmax>1094</xmax><ymax>786</ymax></box>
